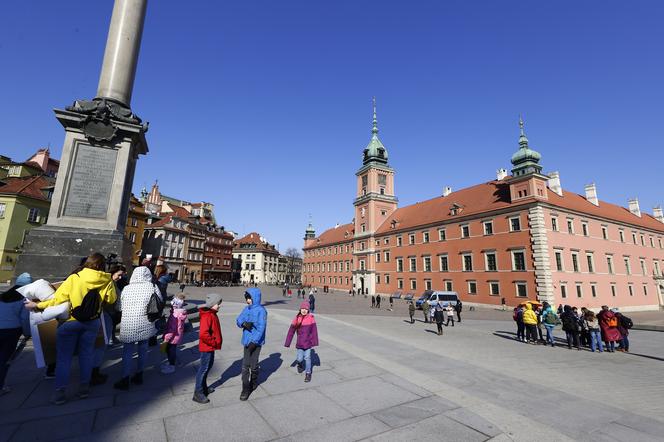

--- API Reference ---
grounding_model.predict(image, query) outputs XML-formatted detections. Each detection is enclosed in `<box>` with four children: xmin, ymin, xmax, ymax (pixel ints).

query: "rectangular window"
<box><xmin>632</xmin><ymin>232</ymin><xmax>637</xmax><ymax>245</ymax></box>
<box><xmin>0</xmin><ymin>203</ymin><xmax>5</xmax><ymax>218</ymax></box>
<box><xmin>461</xmin><ymin>225</ymin><xmax>470</xmax><ymax>238</ymax></box>
<box><xmin>463</xmin><ymin>254</ymin><xmax>473</xmax><ymax>271</ymax></box>
<box><xmin>516</xmin><ymin>282</ymin><xmax>527</xmax><ymax>297</ymax></box>
<box><xmin>619</xmin><ymin>230</ymin><xmax>625</xmax><ymax>243</ymax></box>
<box><xmin>129</xmin><ymin>232</ymin><xmax>136</xmax><ymax>244</ymax></box>
<box><xmin>410</xmin><ymin>279</ymin><xmax>417</xmax><ymax>290</ymax></box>
<box><xmin>397</xmin><ymin>236</ymin><xmax>403</xmax><ymax>247</ymax></box>
<box><xmin>582</xmin><ymin>222</ymin><xmax>589</xmax><ymax>236</ymax></box>
<box><xmin>422</xmin><ymin>231</ymin><xmax>430</xmax><ymax>243</ymax></box>
<box><xmin>624</xmin><ymin>257</ymin><xmax>631</xmax><ymax>275</ymax></box>
<box><xmin>591</xmin><ymin>285</ymin><xmax>597</xmax><ymax>298</ymax></box>
<box><xmin>561</xmin><ymin>284</ymin><xmax>567</xmax><ymax>299</ymax></box>
<box><xmin>655</xmin><ymin>261</ymin><xmax>661</xmax><ymax>276</ymax></box>
<box><xmin>483</xmin><ymin>221</ymin><xmax>493</xmax><ymax>235</ymax></box>
<box><xmin>607</xmin><ymin>256</ymin><xmax>614</xmax><ymax>274</ymax></box>
<box><xmin>385</xmin><ymin>274</ymin><xmax>390</xmax><ymax>284</ymax></box>
<box><xmin>640</xmin><ymin>235</ymin><xmax>645</xmax><ymax>246</ymax></box>
<box><xmin>555</xmin><ymin>251</ymin><xmax>563</xmax><ymax>272</ymax></box>
<box><xmin>438</xmin><ymin>229</ymin><xmax>446</xmax><ymax>241</ymax></box>
<box><xmin>490</xmin><ymin>282</ymin><xmax>500</xmax><ymax>296</ymax></box>
<box><xmin>425</xmin><ymin>279</ymin><xmax>432</xmax><ymax>290</ymax></box>
<box><xmin>359</xmin><ymin>260</ymin><xmax>366</xmax><ymax>270</ymax></box>
<box><xmin>628</xmin><ymin>285</ymin><xmax>634</xmax><ymax>296</ymax></box>
<box><xmin>384</xmin><ymin>251</ymin><xmax>390</xmax><ymax>262</ymax></box>
<box><xmin>586</xmin><ymin>253</ymin><xmax>594</xmax><ymax>273</ymax></box>
<box><xmin>423</xmin><ymin>256</ymin><xmax>432</xmax><ymax>272</ymax></box>
<box><xmin>485</xmin><ymin>252</ymin><xmax>497</xmax><ymax>271</ymax></box>
<box><xmin>439</xmin><ymin>255</ymin><xmax>449</xmax><ymax>272</ymax></box>
<box><xmin>567</xmin><ymin>220</ymin><xmax>574</xmax><ymax>234</ymax></box>
<box><xmin>376</xmin><ymin>274</ymin><xmax>380</xmax><ymax>284</ymax></box>
<box><xmin>27</xmin><ymin>208</ymin><xmax>40</xmax><ymax>223</ymax></box>
<box><xmin>650</xmin><ymin>237</ymin><xmax>654</xmax><ymax>248</ymax></box>
<box><xmin>375</xmin><ymin>252</ymin><xmax>380</xmax><ymax>263</ymax></box>
<box><xmin>576</xmin><ymin>284</ymin><xmax>583</xmax><ymax>298</ymax></box>
<box><xmin>512</xmin><ymin>251</ymin><xmax>526</xmax><ymax>271</ymax></box>
<box><xmin>396</xmin><ymin>258</ymin><xmax>404</xmax><ymax>272</ymax></box>
<box><xmin>409</xmin><ymin>234</ymin><xmax>415</xmax><ymax>245</ymax></box>
<box><xmin>409</xmin><ymin>257</ymin><xmax>417</xmax><ymax>272</ymax></box>
<box><xmin>397</xmin><ymin>279</ymin><xmax>404</xmax><ymax>289</ymax></box>
<box><xmin>572</xmin><ymin>252</ymin><xmax>579</xmax><ymax>272</ymax></box>
<box><xmin>468</xmin><ymin>281</ymin><xmax>477</xmax><ymax>294</ymax></box>
<box><xmin>643</xmin><ymin>285</ymin><xmax>648</xmax><ymax>296</ymax></box>
<box><xmin>510</xmin><ymin>217</ymin><xmax>521</xmax><ymax>232</ymax></box>
<box><xmin>602</xmin><ymin>226</ymin><xmax>608</xmax><ymax>240</ymax></box>
<box><xmin>611</xmin><ymin>284</ymin><xmax>616</xmax><ymax>297</ymax></box>
<box><xmin>640</xmin><ymin>259</ymin><xmax>647</xmax><ymax>276</ymax></box>
<box><xmin>445</xmin><ymin>280</ymin><xmax>453</xmax><ymax>291</ymax></box>
<box><xmin>551</xmin><ymin>217</ymin><xmax>558</xmax><ymax>231</ymax></box>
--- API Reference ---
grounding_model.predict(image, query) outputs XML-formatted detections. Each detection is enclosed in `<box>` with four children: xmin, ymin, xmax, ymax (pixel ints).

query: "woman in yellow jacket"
<box><xmin>25</xmin><ymin>253</ymin><xmax>116</xmax><ymax>405</ymax></box>
<box><xmin>522</xmin><ymin>303</ymin><xmax>539</xmax><ymax>344</ymax></box>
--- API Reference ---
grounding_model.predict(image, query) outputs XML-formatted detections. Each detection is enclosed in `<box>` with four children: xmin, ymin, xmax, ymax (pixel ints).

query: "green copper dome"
<box><xmin>510</xmin><ymin>116</ymin><xmax>543</xmax><ymax>176</ymax></box>
<box><xmin>363</xmin><ymin>97</ymin><xmax>389</xmax><ymax>166</ymax></box>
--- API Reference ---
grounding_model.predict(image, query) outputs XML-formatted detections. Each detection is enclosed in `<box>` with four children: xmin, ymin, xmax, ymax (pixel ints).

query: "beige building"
<box><xmin>233</xmin><ymin>232</ymin><xmax>280</xmax><ymax>284</ymax></box>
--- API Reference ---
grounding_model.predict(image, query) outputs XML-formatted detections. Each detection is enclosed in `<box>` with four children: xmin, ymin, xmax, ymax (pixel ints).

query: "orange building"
<box><xmin>303</xmin><ymin>109</ymin><xmax>664</xmax><ymax>310</ymax></box>
<box><xmin>125</xmin><ymin>194</ymin><xmax>147</xmax><ymax>265</ymax></box>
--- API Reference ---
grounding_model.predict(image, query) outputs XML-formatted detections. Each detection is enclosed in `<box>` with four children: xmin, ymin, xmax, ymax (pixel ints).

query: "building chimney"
<box><xmin>443</xmin><ymin>186</ymin><xmax>452</xmax><ymax>197</ymax></box>
<box><xmin>628</xmin><ymin>198</ymin><xmax>641</xmax><ymax>217</ymax></box>
<box><xmin>584</xmin><ymin>183</ymin><xmax>599</xmax><ymax>206</ymax></box>
<box><xmin>653</xmin><ymin>206</ymin><xmax>664</xmax><ymax>223</ymax></box>
<box><xmin>548</xmin><ymin>171</ymin><xmax>563</xmax><ymax>196</ymax></box>
<box><xmin>496</xmin><ymin>168</ymin><xmax>508</xmax><ymax>180</ymax></box>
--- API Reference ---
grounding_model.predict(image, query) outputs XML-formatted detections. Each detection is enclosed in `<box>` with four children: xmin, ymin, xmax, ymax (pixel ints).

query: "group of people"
<box><xmin>0</xmin><ymin>252</ymin><xmax>322</xmax><ymax>406</ymax></box>
<box><xmin>513</xmin><ymin>302</ymin><xmax>633</xmax><ymax>352</ymax></box>
<box><xmin>412</xmin><ymin>301</ymin><xmax>462</xmax><ymax>335</ymax></box>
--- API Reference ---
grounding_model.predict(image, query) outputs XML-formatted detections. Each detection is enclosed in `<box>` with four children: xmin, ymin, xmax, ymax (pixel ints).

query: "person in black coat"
<box><xmin>455</xmin><ymin>300</ymin><xmax>463</xmax><ymax>323</ymax></box>
<box><xmin>308</xmin><ymin>293</ymin><xmax>316</xmax><ymax>313</ymax></box>
<box><xmin>433</xmin><ymin>304</ymin><xmax>445</xmax><ymax>335</ymax></box>
<box><xmin>375</xmin><ymin>295</ymin><xmax>381</xmax><ymax>309</ymax></box>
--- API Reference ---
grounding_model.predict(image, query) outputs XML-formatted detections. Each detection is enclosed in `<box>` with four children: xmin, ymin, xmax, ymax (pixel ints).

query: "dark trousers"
<box><xmin>409</xmin><ymin>313</ymin><xmax>414</xmax><ymax>324</ymax></box>
<box><xmin>445</xmin><ymin>316</ymin><xmax>454</xmax><ymax>326</ymax></box>
<box><xmin>242</xmin><ymin>345</ymin><xmax>262</xmax><ymax>388</ymax></box>
<box><xmin>166</xmin><ymin>343</ymin><xmax>177</xmax><ymax>365</ymax></box>
<box><xmin>0</xmin><ymin>328</ymin><xmax>22</xmax><ymax>389</ymax></box>
<box><xmin>456</xmin><ymin>311</ymin><xmax>461</xmax><ymax>322</ymax></box>
<box><xmin>525</xmin><ymin>324</ymin><xmax>538</xmax><ymax>342</ymax></box>
<box><xmin>436</xmin><ymin>322</ymin><xmax>443</xmax><ymax>335</ymax></box>
<box><xmin>423</xmin><ymin>311</ymin><xmax>429</xmax><ymax>323</ymax></box>
<box><xmin>195</xmin><ymin>351</ymin><xmax>214</xmax><ymax>393</ymax></box>
<box><xmin>516</xmin><ymin>322</ymin><xmax>525</xmax><ymax>341</ymax></box>
<box><xmin>565</xmin><ymin>330</ymin><xmax>580</xmax><ymax>349</ymax></box>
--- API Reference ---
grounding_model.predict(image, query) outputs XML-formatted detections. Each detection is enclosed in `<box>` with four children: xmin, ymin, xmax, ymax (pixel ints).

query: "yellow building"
<box><xmin>125</xmin><ymin>194</ymin><xmax>147</xmax><ymax>266</ymax></box>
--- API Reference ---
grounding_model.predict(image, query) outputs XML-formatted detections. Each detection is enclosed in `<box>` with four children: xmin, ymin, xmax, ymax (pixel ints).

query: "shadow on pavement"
<box><xmin>213</xmin><ymin>358</ymin><xmax>243</xmax><ymax>388</ymax></box>
<box><xmin>263</xmin><ymin>300</ymin><xmax>289</xmax><ymax>307</ymax></box>
<box><xmin>626</xmin><ymin>352</ymin><xmax>664</xmax><ymax>362</ymax></box>
<box><xmin>258</xmin><ymin>353</ymin><xmax>283</xmax><ymax>384</ymax></box>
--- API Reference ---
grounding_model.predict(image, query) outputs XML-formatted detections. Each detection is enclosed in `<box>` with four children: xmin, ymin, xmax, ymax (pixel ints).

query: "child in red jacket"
<box><xmin>193</xmin><ymin>294</ymin><xmax>223</xmax><ymax>404</ymax></box>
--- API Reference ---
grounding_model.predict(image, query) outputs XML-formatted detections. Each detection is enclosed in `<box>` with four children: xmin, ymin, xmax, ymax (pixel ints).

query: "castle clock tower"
<box><xmin>353</xmin><ymin>98</ymin><xmax>398</xmax><ymax>295</ymax></box>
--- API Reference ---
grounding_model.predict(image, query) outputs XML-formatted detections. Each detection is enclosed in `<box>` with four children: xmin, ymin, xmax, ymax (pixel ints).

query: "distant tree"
<box><xmin>284</xmin><ymin>247</ymin><xmax>302</xmax><ymax>284</ymax></box>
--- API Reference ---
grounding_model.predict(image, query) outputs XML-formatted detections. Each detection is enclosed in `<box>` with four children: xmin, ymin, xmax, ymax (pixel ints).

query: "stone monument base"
<box><xmin>14</xmin><ymin>226</ymin><xmax>134</xmax><ymax>282</ymax></box>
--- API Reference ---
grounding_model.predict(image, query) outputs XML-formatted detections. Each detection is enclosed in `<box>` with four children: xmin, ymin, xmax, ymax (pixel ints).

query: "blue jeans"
<box><xmin>620</xmin><ymin>335</ymin><xmax>629</xmax><ymax>351</ymax></box>
<box><xmin>544</xmin><ymin>324</ymin><xmax>555</xmax><ymax>345</ymax></box>
<box><xmin>122</xmin><ymin>340</ymin><xmax>148</xmax><ymax>378</ymax></box>
<box><xmin>296</xmin><ymin>348</ymin><xmax>312</xmax><ymax>374</ymax></box>
<box><xmin>195</xmin><ymin>351</ymin><xmax>214</xmax><ymax>393</ymax></box>
<box><xmin>55</xmin><ymin>319</ymin><xmax>100</xmax><ymax>390</ymax></box>
<box><xmin>589</xmin><ymin>330</ymin><xmax>604</xmax><ymax>352</ymax></box>
<box><xmin>92</xmin><ymin>312</ymin><xmax>114</xmax><ymax>368</ymax></box>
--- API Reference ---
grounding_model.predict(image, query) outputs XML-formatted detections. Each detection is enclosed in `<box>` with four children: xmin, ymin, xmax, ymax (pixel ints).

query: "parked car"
<box><xmin>415</xmin><ymin>290</ymin><xmax>460</xmax><ymax>309</ymax></box>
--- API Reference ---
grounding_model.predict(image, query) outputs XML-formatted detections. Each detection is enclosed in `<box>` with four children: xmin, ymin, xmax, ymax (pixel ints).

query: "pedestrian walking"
<box><xmin>308</xmin><ymin>293</ymin><xmax>316</xmax><ymax>313</ymax></box>
<box><xmin>613</xmin><ymin>308</ymin><xmax>632</xmax><ymax>352</ymax></box>
<box><xmin>523</xmin><ymin>303</ymin><xmax>538</xmax><ymax>344</ymax></box>
<box><xmin>161</xmin><ymin>294</ymin><xmax>187</xmax><ymax>374</ymax></box>
<box><xmin>513</xmin><ymin>306</ymin><xmax>525</xmax><ymax>342</ymax></box>
<box><xmin>25</xmin><ymin>253</ymin><xmax>117</xmax><ymax>405</ymax></box>
<box><xmin>192</xmin><ymin>294</ymin><xmax>223</xmax><ymax>404</ymax></box>
<box><xmin>371</xmin><ymin>295</ymin><xmax>376</xmax><ymax>308</ymax></box>
<box><xmin>0</xmin><ymin>273</ymin><xmax>32</xmax><ymax>396</ymax></box>
<box><xmin>584</xmin><ymin>310</ymin><xmax>603</xmax><ymax>353</ymax></box>
<box><xmin>444</xmin><ymin>303</ymin><xmax>455</xmax><ymax>327</ymax></box>
<box><xmin>455</xmin><ymin>300</ymin><xmax>462</xmax><ymax>323</ymax></box>
<box><xmin>434</xmin><ymin>303</ymin><xmax>445</xmax><ymax>335</ymax></box>
<box><xmin>375</xmin><ymin>295</ymin><xmax>381</xmax><ymax>309</ymax></box>
<box><xmin>236</xmin><ymin>288</ymin><xmax>267</xmax><ymax>401</ymax></box>
<box><xmin>422</xmin><ymin>301</ymin><xmax>430</xmax><ymax>323</ymax></box>
<box><xmin>541</xmin><ymin>302</ymin><xmax>558</xmax><ymax>347</ymax></box>
<box><xmin>597</xmin><ymin>306</ymin><xmax>621</xmax><ymax>352</ymax></box>
<box><xmin>388</xmin><ymin>296</ymin><xmax>394</xmax><ymax>311</ymax></box>
<box><xmin>114</xmin><ymin>266</ymin><xmax>160</xmax><ymax>390</ymax></box>
<box><xmin>284</xmin><ymin>301</ymin><xmax>319</xmax><ymax>383</ymax></box>
<box><xmin>560</xmin><ymin>305</ymin><xmax>580</xmax><ymax>350</ymax></box>
<box><xmin>408</xmin><ymin>301</ymin><xmax>415</xmax><ymax>324</ymax></box>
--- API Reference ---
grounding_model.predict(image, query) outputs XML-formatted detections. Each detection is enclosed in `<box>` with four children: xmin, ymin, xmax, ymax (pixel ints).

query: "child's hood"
<box><xmin>172</xmin><ymin>307</ymin><xmax>188</xmax><ymax>319</ymax></box>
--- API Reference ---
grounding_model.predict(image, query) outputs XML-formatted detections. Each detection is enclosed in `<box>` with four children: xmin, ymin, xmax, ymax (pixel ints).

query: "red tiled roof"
<box><xmin>307</xmin><ymin>223</ymin><xmax>355</xmax><ymax>249</ymax></box>
<box><xmin>234</xmin><ymin>232</ymin><xmax>278</xmax><ymax>252</ymax></box>
<box><xmin>166</xmin><ymin>203</ymin><xmax>192</xmax><ymax>219</ymax></box>
<box><xmin>0</xmin><ymin>175</ymin><xmax>52</xmax><ymax>201</ymax></box>
<box><xmin>145</xmin><ymin>215</ymin><xmax>187</xmax><ymax>233</ymax></box>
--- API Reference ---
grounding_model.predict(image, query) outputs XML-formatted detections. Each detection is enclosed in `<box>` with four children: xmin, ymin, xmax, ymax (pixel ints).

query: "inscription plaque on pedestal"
<box><xmin>63</xmin><ymin>143</ymin><xmax>117</xmax><ymax>219</ymax></box>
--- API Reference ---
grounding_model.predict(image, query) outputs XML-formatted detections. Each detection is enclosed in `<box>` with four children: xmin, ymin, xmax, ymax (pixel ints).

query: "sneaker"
<box><xmin>161</xmin><ymin>364</ymin><xmax>176</xmax><ymax>374</ymax></box>
<box><xmin>78</xmin><ymin>383</ymin><xmax>90</xmax><ymax>399</ymax></box>
<box><xmin>51</xmin><ymin>389</ymin><xmax>66</xmax><ymax>405</ymax></box>
<box><xmin>296</xmin><ymin>362</ymin><xmax>304</xmax><ymax>374</ymax></box>
<box><xmin>44</xmin><ymin>372</ymin><xmax>56</xmax><ymax>380</ymax></box>
<box><xmin>304</xmin><ymin>373</ymin><xmax>311</xmax><ymax>383</ymax></box>
<box><xmin>192</xmin><ymin>391</ymin><xmax>209</xmax><ymax>404</ymax></box>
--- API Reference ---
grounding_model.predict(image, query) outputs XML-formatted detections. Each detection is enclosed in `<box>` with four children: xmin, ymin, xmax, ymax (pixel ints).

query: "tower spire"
<box><xmin>371</xmin><ymin>96</ymin><xmax>378</xmax><ymax>138</ymax></box>
<box><xmin>518</xmin><ymin>114</ymin><xmax>529</xmax><ymax>148</ymax></box>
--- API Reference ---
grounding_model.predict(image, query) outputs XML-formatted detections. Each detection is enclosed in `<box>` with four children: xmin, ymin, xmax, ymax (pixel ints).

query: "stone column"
<box><xmin>96</xmin><ymin>0</ymin><xmax>148</xmax><ymax>107</ymax></box>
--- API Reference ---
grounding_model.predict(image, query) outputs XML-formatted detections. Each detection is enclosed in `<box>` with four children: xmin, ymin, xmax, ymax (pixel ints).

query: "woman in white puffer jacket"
<box><xmin>114</xmin><ymin>266</ymin><xmax>160</xmax><ymax>390</ymax></box>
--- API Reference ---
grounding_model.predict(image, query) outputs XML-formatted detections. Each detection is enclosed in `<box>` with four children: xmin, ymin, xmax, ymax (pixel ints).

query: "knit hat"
<box><xmin>299</xmin><ymin>301</ymin><xmax>310</xmax><ymax>311</ymax></box>
<box><xmin>244</xmin><ymin>292</ymin><xmax>253</xmax><ymax>301</ymax></box>
<box><xmin>15</xmin><ymin>273</ymin><xmax>32</xmax><ymax>287</ymax></box>
<box><xmin>171</xmin><ymin>296</ymin><xmax>185</xmax><ymax>309</ymax></box>
<box><xmin>204</xmin><ymin>293</ymin><xmax>223</xmax><ymax>308</ymax></box>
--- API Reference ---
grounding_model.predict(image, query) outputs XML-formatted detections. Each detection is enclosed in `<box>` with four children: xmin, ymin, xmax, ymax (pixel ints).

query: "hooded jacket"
<box><xmin>598</xmin><ymin>310</ymin><xmax>622</xmax><ymax>342</ymax></box>
<box><xmin>522</xmin><ymin>304</ymin><xmax>538</xmax><ymax>325</ymax></box>
<box><xmin>163</xmin><ymin>307</ymin><xmax>187</xmax><ymax>345</ymax></box>
<box><xmin>284</xmin><ymin>302</ymin><xmax>319</xmax><ymax>349</ymax></box>
<box><xmin>236</xmin><ymin>287</ymin><xmax>267</xmax><ymax>346</ymax></box>
<box><xmin>0</xmin><ymin>286</ymin><xmax>29</xmax><ymax>333</ymax></box>
<box><xmin>199</xmin><ymin>307</ymin><xmax>222</xmax><ymax>352</ymax></box>
<box><xmin>37</xmin><ymin>268</ymin><xmax>116</xmax><ymax>321</ymax></box>
<box><xmin>118</xmin><ymin>267</ymin><xmax>159</xmax><ymax>343</ymax></box>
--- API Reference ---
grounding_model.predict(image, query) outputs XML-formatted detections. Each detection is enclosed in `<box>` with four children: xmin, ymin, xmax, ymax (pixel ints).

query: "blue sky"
<box><xmin>1</xmin><ymin>1</ymin><xmax>662</xmax><ymax>251</ymax></box>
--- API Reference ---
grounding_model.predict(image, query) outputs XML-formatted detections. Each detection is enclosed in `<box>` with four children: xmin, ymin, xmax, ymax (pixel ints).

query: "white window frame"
<box><xmin>423</xmin><ymin>256</ymin><xmax>432</xmax><ymax>272</ymax></box>
<box><xmin>409</xmin><ymin>257</ymin><xmax>417</xmax><ymax>272</ymax></box>
<box><xmin>438</xmin><ymin>229</ymin><xmax>446</xmax><ymax>241</ymax></box>
<box><xmin>555</xmin><ymin>250</ymin><xmax>564</xmax><ymax>272</ymax></box>
<box><xmin>483</xmin><ymin>221</ymin><xmax>493</xmax><ymax>235</ymax></box>
<box><xmin>485</xmin><ymin>251</ymin><xmax>497</xmax><ymax>271</ymax></box>
<box><xmin>467</xmin><ymin>280</ymin><xmax>477</xmax><ymax>295</ymax></box>
<box><xmin>489</xmin><ymin>281</ymin><xmax>500</xmax><ymax>296</ymax></box>
<box><xmin>515</xmin><ymin>282</ymin><xmax>528</xmax><ymax>297</ymax></box>
<box><xmin>509</xmin><ymin>216</ymin><xmax>521</xmax><ymax>232</ymax></box>
<box><xmin>422</xmin><ymin>231</ymin><xmax>430</xmax><ymax>243</ymax></box>
<box><xmin>462</xmin><ymin>253</ymin><xmax>473</xmax><ymax>272</ymax></box>
<box><xmin>511</xmin><ymin>250</ymin><xmax>526</xmax><ymax>271</ymax></box>
<box><xmin>576</xmin><ymin>284</ymin><xmax>583</xmax><ymax>298</ymax></box>
<box><xmin>410</xmin><ymin>279</ymin><xmax>417</xmax><ymax>290</ymax></box>
<box><xmin>586</xmin><ymin>253</ymin><xmax>595</xmax><ymax>273</ymax></box>
<box><xmin>461</xmin><ymin>224</ymin><xmax>470</xmax><ymax>238</ymax></box>
<box><xmin>397</xmin><ymin>278</ymin><xmax>404</xmax><ymax>289</ymax></box>
<box><xmin>439</xmin><ymin>254</ymin><xmax>449</xmax><ymax>272</ymax></box>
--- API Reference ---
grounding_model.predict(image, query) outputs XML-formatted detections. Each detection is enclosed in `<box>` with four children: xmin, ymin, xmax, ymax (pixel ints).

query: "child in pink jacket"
<box><xmin>161</xmin><ymin>294</ymin><xmax>187</xmax><ymax>374</ymax></box>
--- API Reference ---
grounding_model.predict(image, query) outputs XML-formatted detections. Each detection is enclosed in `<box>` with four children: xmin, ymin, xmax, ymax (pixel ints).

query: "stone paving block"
<box><xmin>94</xmin><ymin>392</ymin><xmax>211</xmax><ymax>431</ymax></box>
<box><xmin>366</xmin><ymin>414</ymin><xmax>488</xmax><ymax>442</ymax></box>
<box><xmin>614</xmin><ymin>414</ymin><xmax>664</xmax><ymax>438</ymax></box>
<box><xmin>371</xmin><ymin>396</ymin><xmax>458</xmax><ymax>428</ymax></box>
<box><xmin>209</xmin><ymin>383</ymin><xmax>269</xmax><ymax>407</ymax></box>
<box><xmin>260</xmin><ymin>369</ymin><xmax>344</xmax><ymax>396</ymax></box>
<box><xmin>277</xmin><ymin>414</ymin><xmax>390</xmax><ymax>442</ymax></box>
<box><xmin>165</xmin><ymin>401</ymin><xmax>276</xmax><ymax>441</ymax></box>
<box><xmin>114</xmin><ymin>386</ymin><xmax>173</xmax><ymax>407</ymax></box>
<box><xmin>252</xmin><ymin>388</ymin><xmax>352</xmax><ymax>436</ymax></box>
<box><xmin>584</xmin><ymin>422</ymin><xmax>662</xmax><ymax>442</ymax></box>
<box><xmin>444</xmin><ymin>407</ymin><xmax>502</xmax><ymax>438</ymax></box>
<box><xmin>0</xmin><ymin>381</ymin><xmax>39</xmax><ymax>412</ymax></box>
<box><xmin>318</xmin><ymin>376</ymin><xmax>420</xmax><ymax>416</ymax></box>
<box><xmin>0</xmin><ymin>424</ymin><xmax>18</xmax><ymax>442</ymax></box>
<box><xmin>328</xmin><ymin>358</ymin><xmax>385</xmax><ymax>380</ymax></box>
<box><xmin>378</xmin><ymin>373</ymin><xmax>433</xmax><ymax>398</ymax></box>
<box><xmin>12</xmin><ymin>410</ymin><xmax>95</xmax><ymax>441</ymax></box>
<box><xmin>62</xmin><ymin>419</ymin><xmax>167</xmax><ymax>442</ymax></box>
<box><xmin>0</xmin><ymin>395</ymin><xmax>113</xmax><ymax>426</ymax></box>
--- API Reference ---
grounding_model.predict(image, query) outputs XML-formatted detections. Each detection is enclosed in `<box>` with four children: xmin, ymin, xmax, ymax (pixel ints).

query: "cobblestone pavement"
<box><xmin>1</xmin><ymin>286</ymin><xmax>663</xmax><ymax>441</ymax></box>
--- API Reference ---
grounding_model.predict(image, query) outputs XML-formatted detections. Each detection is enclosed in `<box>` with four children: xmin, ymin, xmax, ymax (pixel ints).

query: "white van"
<box><xmin>417</xmin><ymin>290</ymin><xmax>459</xmax><ymax>308</ymax></box>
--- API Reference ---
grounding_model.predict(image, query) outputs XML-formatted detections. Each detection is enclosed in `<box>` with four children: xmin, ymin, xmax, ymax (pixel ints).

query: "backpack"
<box><xmin>561</xmin><ymin>314</ymin><xmax>578</xmax><ymax>332</ymax></box>
<box><xmin>70</xmin><ymin>288</ymin><xmax>101</xmax><ymax>322</ymax></box>
<box><xmin>543</xmin><ymin>310</ymin><xmax>557</xmax><ymax>325</ymax></box>
<box><xmin>620</xmin><ymin>315</ymin><xmax>633</xmax><ymax>329</ymax></box>
<box><xmin>146</xmin><ymin>286</ymin><xmax>165</xmax><ymax>322</ymax></box>
<box><xmin>607</xmin><ymin>316</ymin><xmax>619</xmax><ymax>328</ymax></box>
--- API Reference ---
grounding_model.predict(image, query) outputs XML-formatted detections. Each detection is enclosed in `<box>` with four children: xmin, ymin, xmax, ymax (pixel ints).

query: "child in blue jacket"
<box><xmin>236</xmin><ymin>288</ymin><xmax>267</xmax><ymax>401</ymax></box>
